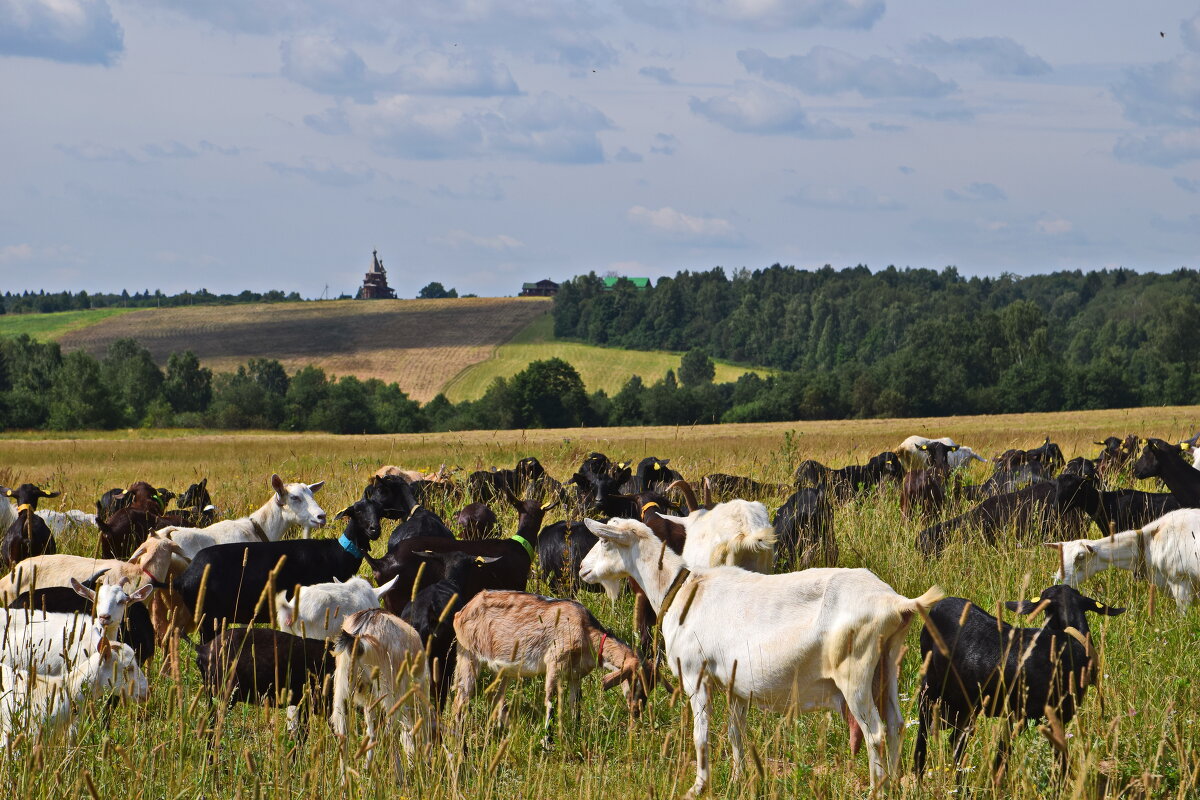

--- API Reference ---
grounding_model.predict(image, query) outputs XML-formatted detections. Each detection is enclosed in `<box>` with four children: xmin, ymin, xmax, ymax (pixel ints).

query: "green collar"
<box><xmin>509</xmin><ymin>534</ymin><xmax>535</xmax><ymax>561</ymax></box>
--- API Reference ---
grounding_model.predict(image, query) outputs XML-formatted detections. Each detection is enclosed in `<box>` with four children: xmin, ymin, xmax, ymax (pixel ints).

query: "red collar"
<box><xmin>141</xmin><ymin>566</ymin><xmax>158</xmax><ymax>582</ymax></box>
<box><xmin>597</xmin><ymin>633</ymin><xmax>607</xmax><ymax>662</ymax></box>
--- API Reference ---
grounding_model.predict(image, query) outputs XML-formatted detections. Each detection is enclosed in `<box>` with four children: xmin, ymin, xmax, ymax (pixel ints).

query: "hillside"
<box><xmin>56</xmin><ymin>298</ymin><xmax>550</xmax><ymax>402</ymax></box>
<box><xmin>0</xmin><ymin>307</ymin><xmax>134</xmax><ymax>340</ymax></box>
<box><xmin>442</xmin><ymin>313</ymin><xmax>771</xmax><ymax>402</ymax></box>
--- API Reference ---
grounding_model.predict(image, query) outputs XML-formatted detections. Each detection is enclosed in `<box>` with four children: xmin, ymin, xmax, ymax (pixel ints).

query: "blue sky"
<box><xmin>1</xmin><ymin>0</ymin><xmax>1198</xmax><ymax>298</ymax></box>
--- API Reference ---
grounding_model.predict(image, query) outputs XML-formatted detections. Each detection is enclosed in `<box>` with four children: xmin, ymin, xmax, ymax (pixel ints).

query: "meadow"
<box><xmin>0</xmin><ymin>405</ymin><xmax>1197</xmax><ymax>798</ymax></box>
<box><xmin>0</xmin><ymin>308</ymin><xmax>133</xmax><ymax>341</ymax></box>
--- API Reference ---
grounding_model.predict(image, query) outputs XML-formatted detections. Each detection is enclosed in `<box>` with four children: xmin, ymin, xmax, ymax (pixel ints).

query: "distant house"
<box><xmin>358</xmin><ymin>250</ymin><xmax>396</xmax><ymax>300</ymax></box>
<box><xmin>602</xmin><ymin>276</ymin><xmax>652</xmax><ymax>290</ymax></box>
<box><xmin>520</xmin><ymin>279</ymin><xmax>559</xmax><ymax>297</ymax></box>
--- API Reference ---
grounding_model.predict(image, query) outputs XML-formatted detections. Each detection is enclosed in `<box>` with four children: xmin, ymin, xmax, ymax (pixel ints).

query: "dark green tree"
<box><xmin>507</xmin><ymin>358</ymin><xmax>589</xmax><ymax>428</ymax></box>
<box><xmin>163</xmin><ymin>351</ymin><xmax>213</xmax><ymax>414</ymax></box>
<box><xmin>678</xmin><ymin>348</ymin><xmax>715</xmax><ymax>386</ymax></box>
<box><xmin>100</xmin><ymin>338</ymin><xmax>164</xmax><ymax>425</ymax></box>
<box><xmin>48</xmin><ymin>351</ymin><xmax>118</xmax><ymax>430</ymax></box>
<box><xmin>418</xmin><ymin>282</ymin><xmax>458</xmax><ymax>299</ymax></box>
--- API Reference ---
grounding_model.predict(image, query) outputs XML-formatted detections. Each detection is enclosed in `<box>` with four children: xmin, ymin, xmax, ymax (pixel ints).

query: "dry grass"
<box><xmin>1</xmin><ymin>404</ymin><xmax>1198</xmax><ymax>797</ymax></box>
<box><xmin>56</xmin><ymin>298</ymin><xmax>550</xmax><ymax>402</ymax></box>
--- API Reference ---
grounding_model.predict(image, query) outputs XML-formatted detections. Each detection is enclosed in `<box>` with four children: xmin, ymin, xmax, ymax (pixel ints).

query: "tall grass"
<box><xmin>0</xmin><ymin>406</ymin><xmax>1197</xmax><ymax>797</ymax></box>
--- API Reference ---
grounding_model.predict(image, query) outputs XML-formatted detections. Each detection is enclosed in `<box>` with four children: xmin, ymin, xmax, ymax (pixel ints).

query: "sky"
<box><xmin>1</xmin><ymin>1</ymin><xmax>1199</xmax><ymax>299</ymax></box>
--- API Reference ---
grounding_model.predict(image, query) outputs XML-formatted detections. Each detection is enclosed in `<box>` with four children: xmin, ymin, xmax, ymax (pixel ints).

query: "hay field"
<box><xmin>56</xmin><ymin>298</ymin><xmax>550</xmax><ymax>402</ymax></box>
<box><xmin>0</xmin><ymin>307</ymin><xmax>133</xmax><ymax>340</ymax></box>
<box><xmin>443</xmin><ymin>313</ymin><xmax>771</xmax><ymax>402</ymax></box>
<box><xmin>1</xmin><ymin>405</ymin><xmax>1198</xmax><ymax>798</ymax></box>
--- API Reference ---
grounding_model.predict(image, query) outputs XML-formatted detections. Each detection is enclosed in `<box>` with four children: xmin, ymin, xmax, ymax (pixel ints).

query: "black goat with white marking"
<box><xmin>0</xmin><ymin>483</ymin><xmax>60</xmax><ymax>569</ymax></box>
<box><xmin>914</xmin><ymin>584</ymin><xmax>1124</xmax><ymax>777</ymax></box>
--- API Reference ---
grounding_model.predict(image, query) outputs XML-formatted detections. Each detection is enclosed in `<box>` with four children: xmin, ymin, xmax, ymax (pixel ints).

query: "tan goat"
<box><xmin>451</xmin><ymin>590</ymin><xmax>640</xmax><ymax>745</ymax></box>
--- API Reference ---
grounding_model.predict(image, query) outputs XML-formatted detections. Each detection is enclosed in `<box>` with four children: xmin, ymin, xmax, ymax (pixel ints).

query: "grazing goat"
<box><xmin>6</xmin><ymin>576</ymin><xmax>156</xmax><ymax>664</ymax></box>
<box><xmin>35</xmin><ymin>509</ymin><xmax>98</xmax><ymax>538</ymax></box>
<box><xmin>330</xmin><ymin>608</ymin><xmax>434</xmax><ymax>771</ymax></box>
<box><xmin>0</xmin><ymin>632</ymin><xmax>148</xmax><ymax>747</ymax></box>
<box><xmin>656</xmin><ymin>499</ymin><xmax>776</xmax><ymax>572</ymax></box>
<box><xmin>795</xmin><ymin>451</ymin><xmax>906</xmax><ymax>502</ymax></box>
<box><xmin>174</xmin><ymin>478</ymin><xmax>217</xmax><ymax>526</ymax></box>
<box><xmin>155</xmin><ymin>474</ymin><xmax>326</xmax><ymax>559</ymax></box>
<box><xmin>454</xmin><ymin>503</ymin><xmax>497</xmax><ymax>540</ymax></box>
<box><xmin>370</xmin><ymin>490</ymin><xmax>554</xmax><ymax>616</ymax></box>
<box><xmin>914</xmin><ymin>585</ymin><xmax>1124</xmax><ymax>777</ymax></box>
<box><xmin>901</xmin><ymin>442</ymin><xmax>957</xmax><ymax>521</ymax></box>
<box><xmin>1133</xmin><ymin>438</ymin><xmax>1200</xmax><ymax>507</ymax></box>
<box><xmin>158</xmin><ymin>496</ymin><xmax>380</xmax><ymax>641</ymax></box>
<box><xmin>1055</xmin><ymin>472</ymin><xmax>1179</xmax><ymax>535</ymax></box>
<box><xmin>628</xmin><ymin>456</ymin><xmax>681</xmax><ymax>493</ymax></box>
<box><xmin>772</xmin><ymin>487</ymin><xmax>836</xmax><ymax>568</ymax></box>
<box><xmin>0</xmin><ymin>535</ymin><xmax>186</xmax><ymax>602</ymax></box>
<box><xmin>1051</xmin><ymin>508</ymin><xmax>1200</xmax><ymax>611</ymax></box>
<box><xmin>452</xmin><ymin>590</ymin><xmax>640</xmax><ymax>744</ymax></box>
<box><xmin>401</xmin><ymin>551</ymin><xmax>498</xmax><ymax>710</ymax></box>
<box><xmin>276</xmin><ymin>575</ymin><xmax>398</xmax><ymax>641</ymax></box>
<box><xmin>1059</xmin><ymin>457</ymin><xmax>1097</xmax><ymax>480</ymax></box>
<box><xmin>915</xmin><ymin>482</ymin><xmax>1086</xmax><ymax>557</ymax></box>
<box><xmin>1095</xmin><ymin>435</ymin><xmax>1139</xmax><ymax>483</ymax></box>
<box><xmin>0</xmin><ymin>483</ymin><xmax>60</xmax><ymax>569</ymax></box>
<box><xmin>195</xmin><ymin>627</ymin><xmax>335</xmax><ymax>733</ymax></box>
<box><xmin>468</xmin><ymin>456</ymin><xmax>551</xmax><ymax>504</ymax></box>
<box><xmin>537</xmin><ymin>521</ymin><xmax>604</xmax><ymax>596</ymax></box>
<box><xmin>897</xmin><ymin>436</ymin><xmax>987</xmax><ymax>471</ymax></box>
<box><xmin>580</xmin><ymin>517</ymin><xmax>943</xmax><ymax>795</ymax></box>
<box><xmin>363</xmin><ymin>476</ymin><xmax>455</xmax><ymax>546</ymax></box>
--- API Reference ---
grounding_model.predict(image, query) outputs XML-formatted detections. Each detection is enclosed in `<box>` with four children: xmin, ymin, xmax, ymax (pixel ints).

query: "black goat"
<box><xmin>537</xmin><ymin>521</ymin><xmax>602</xmax><ymax>595</ymax></box>
<box><xmin>99</xmin><ymin>507</ymin><xmax>188</xmax><ymax>559</ymax></box>
<box><xmin>0</xmin><ymin>483</ymin><xmax>60</xmax><ymax>569</ymax></box>
<box><xmin>772</xmin><ymin>487</ymin><xmax>835</xmax><ymax>568</ymax></box>
<box><xmin>1059</xmin><ymin>457</ymin><xmax>1097</xmax><ymax>480</ymax></box>
<box><xmin>914</xmin><ymin>585</ymin><xmax>1125</xmax><ymax>777</ymax></box>
<box><xmin>915</xmin><ymin>482</ymin><xmax>1086</xmax><ymax>557</ymax></box>
<box><xmin>387</xmin><ymin>506</ymin><xmax>455</xmax><ymax>551</ymax></box>
<box><xmin>362</xmin><ymin>475</ymin><xmax>455</xmax><ymax>548</ymax></box>
<box><xmin>627</xmin><ymin>457</ymin><xmax>682</xmax><ymax>493</ymax></box>
<box><xmin>175</xmin><ymin>478</ymin><xmax>216</xmax><ymax>527</ymax></box>
<box><xmin>163</xmin><ymin>498</ymin><xmax>382</xmax><ymax>642</ymax></box>
<box><xmin>1133</xmin><ymin>438</ymin><xmax>1200</xmax><ymax>507</ymax></box>
<box><xmin>997</xmin><ymin>436</ymin><xmax>1065</xmax><ymax>473</ymax></box>
<box><xmin>454</xmin><ymin>502</ymin><xmax>497</xmax><ymax>540</ymax></box>
<box><xmin>5</xmin><ymin>576</ymin><xmax>156</xmax><ymax>665</ymax></box>
<box><xmin>467</xmin><ymin>456</ymin><xmax>550</xmax><ymax>504</ymax></box>
<box><xmin>370</xmin><ymin>489</ymin><xmax>555</xmax><ymax>617</ymax></box>
<box><xmin>794</xmin><ymin>451</ymin><xmax>905</xmax><ymax>502</ymax></box>
<box><xmin>195</xmin><ymin>627</ymin><xmax>334</xmax><ymax>732</ymax></box>
<box><xmin>901</xmin><ymin>442</ymin><xmax>957</xmax><ymax>521</ymax></box>
<box><xmin>1095</xmin><ymin>434</ymin><xmax>1139</xmax><ymax>483</ymax></box>
<box><xmin>1056</xmin><ymin>472</ymin><xmax>1180</xmax><ymax>535</ymax></box>
<box><xmin>400</xmin><ymin>550</ymin><xmax>497</xmax><ymax>710</ymax></box>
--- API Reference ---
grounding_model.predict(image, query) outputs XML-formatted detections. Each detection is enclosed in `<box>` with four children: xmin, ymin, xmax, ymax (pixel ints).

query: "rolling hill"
<box><xmin>13</xmin><ymin>298</ymin><xmax>770</xmax><ymax>403</ymax></box>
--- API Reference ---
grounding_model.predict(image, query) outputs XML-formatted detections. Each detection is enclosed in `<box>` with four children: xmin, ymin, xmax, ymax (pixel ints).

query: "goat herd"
<box><xmin>1</xmin><ymin>431</ymin><xmax>1199</xmax><ymax>796</ymax></box>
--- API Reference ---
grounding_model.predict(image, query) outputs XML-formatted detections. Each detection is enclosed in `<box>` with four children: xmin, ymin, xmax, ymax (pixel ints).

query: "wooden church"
<box><xmin>357</xmin><ymin>249</ymin><xmax>396</xmax><ymax>299</ymax></box>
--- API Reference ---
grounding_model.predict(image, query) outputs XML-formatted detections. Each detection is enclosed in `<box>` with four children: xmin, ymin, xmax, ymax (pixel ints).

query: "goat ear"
<box><xmin>128</xmin><ymin>584</ymin><xmax>155</xmax><ymax>603</ymax></box>
<box><xmin>540</xmin><ymin>498</ymin><xmax>561</xmax><ymax>512</ymax></box>
<box><xmin>42</xmin><ymin>489</ymin><xmax>61</xmax><ymax>498</ymax></box>
<box><xmin>335</xmin><ymin>505</ymin><xmax>354</xmax><ymax>519</ymax></box>
<box><xmin>1005</xmin><ymin>598</ymin><xmax>1044</xmax><ymax>615</ymax></box>
<box><xmin>655</xmin><ymin>512</ymin><xmax>689</xmax><ymax>525</ymax></box>
<box><xmin>308</xmin><ymin>481</ymin><xmax>325</xmax><ymax>493</ymax></box>
<box><xmin>70</xmin><ymin>577</ymin><xmax>96</xmax><ymax>601</ymax></box>
<box><xmin>270</xmin><ymin>474</ymin><xmax>286</xmax><ymax>495</ymax></box>
<box><xmin>1084</xmin><ymin>597</ymin><xmax>1126</xmax><ymax>616</ymax></box>
<box><xmin>474</xmin><ymin>556</ymin><xmax>500</xmax><ymax>565</ymax></box>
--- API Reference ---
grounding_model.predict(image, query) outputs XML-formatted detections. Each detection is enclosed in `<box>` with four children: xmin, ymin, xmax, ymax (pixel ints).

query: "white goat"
<box><xmin>0</xmin><ymin>536</ymin><xmax>185</xmax><ymax>602</ymax></box>
<box><xmin>657</xmin><ymin>499</ymin><xmax>776</xmax><ymax>572</ymax></box>
<box><xmin>154</xmin><ymin>473</ymin><xmax>326</xmax><ymax>559</ymax></box>
<box><xmin>451</xmin><ymin>590</ymin><xmax>641</xmax><ymax>743</ymax></box>
<box><xmin>275</xmin><ymin>575</ymin><xmax>398</xmax><ymax>640</ymax></box>
<box><xmin>580</xmin><ymin>517</ymin><xmax>942</xmax><ymax>796</ymax></box>
<box><xmin>0</xmin><ymin>500</ymin><xmax>15</xmax><ymax>534</ymax></box>
<box><xmin>1050</xmin><ymin>508</ymin><xmax>1200</xmax><ymax>612</ymax></box>
<box><xmin>0</xmin><ymin>630</ymin><xmax>148</xmax><ymax>747</ymax></box>
<box><xmin>34</xmin><ymin>509</ymin><xmax>99</xmax><ymax>537</ymax></box>
<box><xmin>0</xmin><ymin>609</ymin><xmax>119</xmax><ymax>675</ymax></box>
<box><xmin>897</xmin><ymin>435</ymin><xmax>987</xmax><ymax>471</ymax></box>
<box><xmin>330</xmin><ymin>608</ymin><xmax>434</xmax><ymax>773</ymax></box>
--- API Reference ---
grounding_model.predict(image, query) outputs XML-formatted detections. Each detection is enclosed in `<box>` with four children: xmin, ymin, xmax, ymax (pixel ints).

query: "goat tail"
<box><xmin>712</xmin><ymin>526</ymin><xmax>777</xmax><ymax>567</ymax></box>
<box><xmin>905</xmin><ymin>585</ymin><xmax>946</xmax><ymax>614</ymax></box>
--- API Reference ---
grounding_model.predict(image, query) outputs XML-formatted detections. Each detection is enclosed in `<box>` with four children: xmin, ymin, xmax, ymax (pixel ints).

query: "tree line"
<box><xmin>553</xmin><ymin>265</ymin><xmax>1200</xmax><ymax>419</ymax></box>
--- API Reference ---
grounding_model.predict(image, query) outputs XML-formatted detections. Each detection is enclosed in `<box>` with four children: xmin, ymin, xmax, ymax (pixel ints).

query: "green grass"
<box><xmin>0</xmin><ymin>307</ymin><xmax>134</xmax><ymax>341</ymax></box>
<box><xmin>442</xmin><ymin>313</ymin><xmax>772</xmax><ymax>401</ymax></box>
<box><xmin>1</xmin><ymin>406</ymin><xmax>1199</xmax><ymax>797</ymax></box>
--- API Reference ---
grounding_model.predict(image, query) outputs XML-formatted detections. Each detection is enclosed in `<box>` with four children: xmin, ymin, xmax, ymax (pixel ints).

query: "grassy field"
<box><xmin>54</xmin><ymin>298</ymin><xmax>550</xmax><ymax>402</ymax></box>
<box><xmin>0</xmin><ymin>307</ymin><xmax>133</xmax><ymax>340</ymax></box>
<box><xmin>0</xmin><ymin>405</ymin><xmax>1198</xmax><ymax>798</ymax></box>
<box><xmin>442</xmin><ymin>313</ymin><xmax>771</xmax><ymax>402</ymax></box>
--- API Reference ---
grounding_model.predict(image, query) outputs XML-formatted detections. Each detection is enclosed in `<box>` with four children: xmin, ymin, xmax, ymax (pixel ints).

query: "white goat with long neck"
<box><xmin>1050</xmin><ymin>507</ymin><xmax>1200</xmax><ymax>612</ymax></box>
<box><xmin>153</xmin><ymin>473</ymin><xmax>326</xmax><ymax>559</ymax></box>
<box><xmin>0</xmin><ymin>631</ymin><xmax>148</xmax><ymax>747</ymax></box>
<box><xmin>580</xmin><ymin>517</ymin><xmax>942</xmax><ymax>798</ymax></box>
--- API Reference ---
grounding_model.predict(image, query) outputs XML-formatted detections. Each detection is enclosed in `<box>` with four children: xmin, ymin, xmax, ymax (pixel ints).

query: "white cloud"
<box><xmin>362</xmin><ymin>92</ymin><xmax>611</xmax><ymax>163</ymax></box>
<box><xmin>1111</xmin><ymin>54</ymin><xmax>1200</xmax><ymax>127</ymax></box>
<box><xmin>944</xmin><ymin>182</ymin><xmax>1006</xmax><ymax>203</ymax></box>
<box><xmin>639</xmin><ymin>65</ymin><xmax>676</xmax><ymax>84</ymax></box>
<box><xmin>1035</xmin><ymin>216</ymin><xmax>1072</xmax><ymax>235</ymax></box>
<box><xmin>267</xmin><ymin>157</ymin><xmax>375</xmax><ymax>186</ymax></box>
<box><xmin>281</xmin><ymin>35</ymin><xmax>371</xmax><ymax>100</ymax></box>
<box><xmin>649</xmin><ymin>132</ymin><xmax>679</xmax><ymax>154</ymax></box>
<box><xmin>908</xmin><ymin>35</ymin><xmax>1050</xmax><ymax>77</ymax></box>
<box><xmin>689</xmin><ymin>81</ymin><xmax>851</xmax><ymax>137</ymax></box>
<box><xmin>0</xmin><ymin>0</ymin><xmax>123</xmax><ymax>65</ymax></box>
<box><xmin>0</xmin><ymin>243</ymin><xmax>34</xmax><ymax>263</ymax></box>
<box><xmin>739</xmin><ymin>46</ymin><xmax>956</xmax><ymax>98</ymax></box>
<box><xmin>1174</xmin><ymin>176</ymin><xmax>1200</xmax><ymax>194</ymax></box>
<box><xmin>142</xmin><ymin>141</ymin><xmax>198</xmax><ymax>159</ymax></box>
<box><xmin>614</xmin><ymin>146</ymin><xmax>643</xmax><ymax>162</ymax></box>
<box><xmin>56</xmin><ymin>142</ymin><xmax>138</xmax><ymax>163</ymax></box>
<box><xmin>784</xmin><ymin>185</ymin><xmax>903</xmax><ymax>211</ymax></box>
<box><xmin>627</xmin><ymin>205</ymin><xmax>742</xmax><ymax>245</ymax></box>
<box><xmin>433</xmin><ymin>229</ymin><xmax>524</xmax><ymax>250</ymax></box>
<box><xmin>1114</xmin><ymin>129</ymin><xmax>1200</xmax><ymax>167</ymax></box>
<box><xmin>621</xmin><ymin>0</ymin><xmax>884</xmax><ymax>30</ymax></box>
<box><xmin>393</xmin><ymin>49</ymin><xmax>518</xmax><ymax>96</ymax></box>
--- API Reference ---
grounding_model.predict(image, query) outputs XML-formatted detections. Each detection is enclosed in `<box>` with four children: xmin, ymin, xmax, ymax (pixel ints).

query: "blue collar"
<box><xmin>338</xmin><ymin>533</ymin><xmax>366</xmax><ymax>559</ymax></box>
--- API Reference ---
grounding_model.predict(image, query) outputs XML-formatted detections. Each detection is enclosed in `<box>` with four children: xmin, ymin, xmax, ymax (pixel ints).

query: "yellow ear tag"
<box><xmin>1096</xmin><ymin>602</ymin><xmax>1105</xmax><ymax>608</ymax></box>
<box><xmin>653</xmin><ymin>464</ymin><xmax>661</xmax><ymax>470</ymax></box>
<box><xmin>475</xmin><ymin>556</ymin><xmax>486</xmax><ymax>564</ymax></box>
<box><xmin>1030</xmin><ymin>597</ymin><xmax>1040</xmax><ymax>603</ymax></box>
